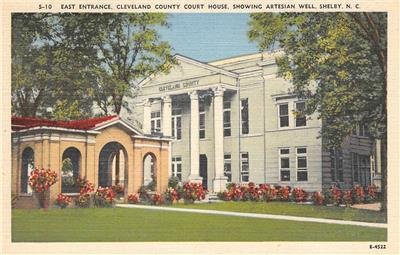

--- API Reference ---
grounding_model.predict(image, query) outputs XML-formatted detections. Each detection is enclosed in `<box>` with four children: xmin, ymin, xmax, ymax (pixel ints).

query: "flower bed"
<box><xmin>217</xmin><ymin>183</ymin><xmax>378</xmax><ymax>207</ymax></box>
<box><xmin>55</xmin><ymin>193</ymin><xmax>72</xmax><ymax>209</ymax></box>
<box><xmin>28</xmin><ymin>167</ymin><xmax>58</xmax><ymax>209</ymax></box>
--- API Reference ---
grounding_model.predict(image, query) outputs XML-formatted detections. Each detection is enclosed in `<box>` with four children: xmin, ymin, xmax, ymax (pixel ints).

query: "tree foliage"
<box><xmin>248</xmin><ymin>13</ymin><xmax>387</xmax><ymax>147</ymax></box>
<box><xmin>11</xmin><ymin>13</ymin><xmax>174</xmax><ymax>119</ymax></box>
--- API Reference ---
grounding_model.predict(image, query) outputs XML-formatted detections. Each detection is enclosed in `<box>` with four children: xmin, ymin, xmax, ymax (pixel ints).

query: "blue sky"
<box><xmin>158</xmin><ymin>13</ymin><xmax>259</xmax><ymax>62</ymax></box>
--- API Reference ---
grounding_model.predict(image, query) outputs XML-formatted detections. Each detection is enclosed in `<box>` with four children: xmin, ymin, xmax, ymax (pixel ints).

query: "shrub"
<box><xmin>163</xmin><ymin>187</ymin><xmax>180</xmax><ymax>204</ymax></box>
<box><xmin>168</xmin><ymin>176</ymin><xmax>180</xmax><ymax>189</ymax></box>
<box><xmin>329</xmin><ymin>186</ymin><xmax>342</xmax><ymax>206</ymax></box>
<box><xmin>151</xmin><ymin>193</ymin><xmax>163</xmax><ymax>205</ymax></box>
<box><xmin>127</xmin><ymin>193</ymin><xmax>140</xmax><ymax>204</ymax></box>
<box><xmin>55</xmin><ymin>193</ymin><xmax>72</xmax><ymax>209</ymax></box>
<box><xmin>94</xmin><ymin>187</ymin><xmax>116</xmax><ymax>207</ymax></box>
<box><xmin>291</xmin><ymin>187</ymin><xmax>308</xmax><ymax>202</ymax></box>
<box><xmin>312</xmin><ymin>191</ymin><xmax>324</xmax><ymax>205</ymax></box>
<box><xmin>365</xmin><ymin>185</ymin><xmax>378</xmax><ymax>203</ymax></box>
<box><xmin>182</xmin><ymin>182</ymin><xmax>207</xmax><ymax>203</ymax></box>
<box><xmin>138</xmin><ymin>186</ymin><xmax>152</xmax><ymax>204</ymax></box>
<box><xmin>111</xmin><ymin>184</ymin><xmax>124</xmax><ymax>194</ymax></box>
<box><xmin>352</xmin><ymin>185</ymin><xmax>365</xmax><ymax>204</ymax></box>
<box><xmin>342</xmin><ymin>190</ymin><xmax>353</xmax><ymax>206</ymax></box>
<box><xmin>258</xmin><ymin>184</ymin><xmax>277</xmax><ymax>202</ymax></box>
<box><xmin>242</xmin><ymin>182</ymin><xmax>260</xmax><ymax>201</ymax></box>
<box><xmin>277</xmin><ymin>186</ymin><xmax>291</xmax><ymax>201</ymax></box>
<box><xmin>75</xmin><ymin>179</ymin><xmax>95</xmax><ymax>208</ymax></box>
<box><xmin>28</xmin><ymin>167</ymin><xmax>58</xmax><ymax>193</ymax></box>
<box><xmin>145</xmin><ymin>180</ymin><xmax>156</xmax><ymax>191</ymax></box>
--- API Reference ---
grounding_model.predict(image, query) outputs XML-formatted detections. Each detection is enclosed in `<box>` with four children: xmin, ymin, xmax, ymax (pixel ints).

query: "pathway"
<box><xmin>116</xmin><ymin>204</ymin><xmax>387</xmax><ymax>229</ymax></box>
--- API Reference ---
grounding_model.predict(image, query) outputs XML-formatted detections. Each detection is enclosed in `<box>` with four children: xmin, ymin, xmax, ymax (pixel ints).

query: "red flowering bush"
<box><xmin>342</xmin><ymin>190</ymin><xmax>353</xmax><ymax>206</ymax></box>
<box><xmin>111</xmin><ymin>184</ymin><xmax>124</xmax><ymax>194</ymax></box>
<box><xmin>151</xmin><ymin>192</ymin><xmax>163</xmax><ymax>205</ymax></box>
<box><xmin>164</xmin><ymin>187</ymin><xmax>180</xmax><ymax>204</ymax></box>
<box><xmin>352</xmin><ymin>185</ymin><xmax>365</xmax><ymax>204</ymax></box>
<box><xmin>75</xmin><ymin>179</ymin><xmax>95</xmax><ymax>208</ymax></box>
<box><xmin>242</xmin><ymin>182</ymin><xmax>260</xmax><ymax>201</ymax></box>
<box><xmin>258</xmin><ymin>184</ymin><xmax>278</xmax><ymax>202</ymax></box>
<box><xmin>127</xmin><ymin>193</ymin><xmax>140</xmax><ymax>204</ymax></box>
<box><xmin>365</xmin><ymin>185</ymin><xmax>378</xmax><ymax>203</ymax></box>
<box><xmin>94</xmin><ymin>186</ymin><xmax>116</xmax><ymax>207</ymax></box>
<box><xmin>291</xmin><ymin>187</ymin><xmax>308</xmax><ymax>202</ymax></box>
<box><xmin>312</xmin><ymin>191</ymin><xmax>324</xmax><ymax>205</ymax></box>
<box><xmin>277</xmin><ymin>186</ymin><xmax>291</xmax><ymax>201</ymax></box>
<box><xmin>182</xmin><ymin>182</ymin><xmax>207</xmax><ymax>203</ymax></box>
<box><xmin>329</xmin><ymin>186</ymin><xmax>342</xmax><ymax>205</ymax></box>
<box><xmin>55</xmin><ymin>193</ymin><xmax>72</xmax><ymax>209</ymax></box>
<box><xmin>28</xmin><ymin>167</ymin><xmax>58</xmax><ymax>193</ymax></box>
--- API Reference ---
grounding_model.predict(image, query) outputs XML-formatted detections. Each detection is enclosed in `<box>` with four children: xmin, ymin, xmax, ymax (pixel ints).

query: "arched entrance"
<box><xmin>61</xmin><ymin>147</ymin><xmax>81</xmax><ymax>193</ymax></box>
<box><xmin>143</xmin><ymin>153</ymin><xmax>157</xmax><ymax>190</ymax></box>
<box><xmin>21</xmin><ymin>147</ymin><xmax>34</xmax><ymax>194</ymax></box>
<box><xmin>98</xmin><ymin>142</ymin><xmax>127</xmax><ymax>189</ymax></box>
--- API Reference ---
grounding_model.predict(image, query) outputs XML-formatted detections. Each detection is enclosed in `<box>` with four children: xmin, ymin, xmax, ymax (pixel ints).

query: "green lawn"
<box><xmin>12</xmin><ymin>208</ymin><xmax>386</xmax><ymax>242</ymax></box>
<box><xmin>172</xmin><ymin>201</ymin><xmax>386</xmax><ymax>223</ymax></box>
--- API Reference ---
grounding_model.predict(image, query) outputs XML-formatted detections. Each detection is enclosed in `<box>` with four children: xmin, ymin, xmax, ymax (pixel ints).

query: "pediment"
<box><xmin>138</xmin><ymin>55</ymin><xmax>238</xmax><ymax>96</ymax></box>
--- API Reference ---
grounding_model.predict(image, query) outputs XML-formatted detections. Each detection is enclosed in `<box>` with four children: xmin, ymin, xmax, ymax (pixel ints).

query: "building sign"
<box><xmin>158</xmin><ymin>79</ymin><xmax>199</xmax><ymax>92</ymax></box>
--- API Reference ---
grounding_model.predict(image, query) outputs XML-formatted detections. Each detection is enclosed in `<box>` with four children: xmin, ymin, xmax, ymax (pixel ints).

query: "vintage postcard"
<box><xmin>1</xmin><ymin>0</ymin><xmax>399</xmax><ymax>254</ymax></box>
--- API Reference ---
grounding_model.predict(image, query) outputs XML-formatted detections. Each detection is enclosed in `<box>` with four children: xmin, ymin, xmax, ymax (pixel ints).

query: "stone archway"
<box><xmin>98</xmin><ymin>142</ymin><xmax>128</xmax><ymax>188</ymax></box>
<box><xmin>21</xmin><ymin>147</ymin><xmax>34</xmax><ymax>194</ymax></box>
<box><xmin>143</xmin><ymin>152</ymin><xmax>157</xmax><ymax>190</ymax></box>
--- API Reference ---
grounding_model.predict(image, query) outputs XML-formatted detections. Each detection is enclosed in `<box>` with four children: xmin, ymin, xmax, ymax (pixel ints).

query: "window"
<box><xmin>353</xmin><ymin>124</ymin><xmax>370</xmax><ymax>137</ymax></box>
<box><xmin>330</xmin><ymin>148</ymin><xmax>344</xmax><ymax>182</ymax></box>
<box><xmin>199</xmin><ymin>103</ymin><xmax>206</xmax><ymax>139</ymax></box>
<box><xmin>296</xmin><ymin>148</ymin><xmax>308</xmax><ymax>181</ymax></box>
<box><xmin>151</xmin><ymin>111</ymin><xmax>161</xmax><ymax>133</ymax></box>
<box><xmin>241</xmin><ymin>98</ymin><xmax>249</xmax><ymax>134</ymax></box>
<box><xmin>171</xmin><ymin>108</ymin><xmax>182</xmax><ymax>140</ymax></box>
<box><xmin>280</xmin><ymin>148</ymin><xmax>290</xmax><ymax>181</ymax></box>
<box><xmin>279</xmin><ymin>103</ymin><xmax>289</xmax><ymax>128</ymax></box>
<box><xmin>224</xmin><ymin>154</ymin><xmax>232</xmax><ymax>182</ymax></box>
<box><xmin>352</xmin><ymin>152</ymin><xmax>359</xmax><ymax>182</ymax></box>
<box><xmin>171</xmin><ymin>156</ymin><xmax>182</xmax><ymax>180</ymax></box>
<box><xmin>223</xmin><ymin>101</ymin><xmax>231</xmax><ymax>137</ymax></box>
<box><xmin>295</xmin><ymin>102</ymin><xmax>306</xmax><ymax>127</ymax></box>
<box><xmin>240</xmin><ymin>152</ymin><xmax>249</xmax><ymax>182</ymax></box>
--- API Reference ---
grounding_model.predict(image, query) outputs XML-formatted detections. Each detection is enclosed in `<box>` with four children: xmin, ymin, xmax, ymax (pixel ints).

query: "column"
<box><xmin>188</xmin><ymin>90</ymin><xmax>202</xmax><ymax>182</ymax></box>
<box><xmin>162</xmin><ymin>96</ymin><xmax>172</xmax><ymax>137</ymax></box>
<box><xmin>142</xmin><ymin>99</ymin><xmax>151</xmax><ymax>134</ymax></box>
<box><xmin>213</xmin><ymin>86</ymin><xmax>228</xmax><ymax>192</ymax></box>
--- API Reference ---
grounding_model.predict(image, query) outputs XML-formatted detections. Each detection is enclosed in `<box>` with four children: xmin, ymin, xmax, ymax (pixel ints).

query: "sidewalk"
<box><xmin>116</xmin><ymin>204</ymin><xmax>387</xmax><ymax>229</ymax></box>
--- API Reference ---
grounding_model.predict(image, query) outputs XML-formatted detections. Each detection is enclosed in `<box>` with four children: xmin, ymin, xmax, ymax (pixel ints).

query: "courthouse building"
<box><xmin>132</xmin><ymin>52</ymin><xmax>382</xmax><ymax>192</ymax></box>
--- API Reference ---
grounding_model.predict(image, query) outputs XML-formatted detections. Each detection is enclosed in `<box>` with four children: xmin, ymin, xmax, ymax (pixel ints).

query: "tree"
<box><xmin>12</xmin><ymin>13</ymin><xmax>174</xmax><ymax>119</ymax></box>
<box><xmin>58</xmin><ymin>13</ymin><xmax>175</xmax><ymax>115</ymax></box>
<box><xmin>248</xmin><ymin>13</ymin><xmax>387</xmax><ymax>211</ymax></box>
<box><xmin>12</xmin><ymin>14</ymin><xmax>94</xmax><ymax>119</ymax></box>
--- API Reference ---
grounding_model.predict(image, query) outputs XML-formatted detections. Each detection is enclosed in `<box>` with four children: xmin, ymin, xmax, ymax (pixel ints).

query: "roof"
<box><xmin>11</xmin><ymin>115</ymin><xmax>118</xmax><ymax>131</ymax></box>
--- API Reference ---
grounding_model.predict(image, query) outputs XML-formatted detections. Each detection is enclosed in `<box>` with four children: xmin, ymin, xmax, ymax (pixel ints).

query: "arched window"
<box><xmin>62</xmin><ymin>147</ymin><xmax>81</xmax><ymax>193</ymax></box>
<box><xmin>98</xmin><ymin>142</ymin><xmax>127</xmax><ymax>188</ymax></box>
<box><xmin>143</xmin><ymin>153</ymin><xmax>157</xmax><ymax>191</ymax></box>
<box><xmin>21</xmin><ymin>147</ymin><xmax>34</xmax><ymax>194</ymax></box>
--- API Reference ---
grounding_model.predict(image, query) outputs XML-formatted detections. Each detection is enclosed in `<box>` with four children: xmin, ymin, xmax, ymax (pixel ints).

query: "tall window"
<box><xmin>240</xmin><ymin>98</ymin><xmax>249</xmax><ymax>134</ymax></box>
<box><xmin>296</xmin><ymin>147</ymin><xmax>308</xmax><ymax>181</ymax></box>
<box><xmin>330</xmin><ymin>148</ymin><xmax>344</xmax><ymax>182</ymax></box>
<box><xmin>295</xmin><ymin>102</ymin><xmax>307</xmax><ymax>127</ymax></box>
<box><xmin>223</xmin><ymin>100</ymin><xmax>231</xmax><ymax>137</ymax></box>
<box><xmin>171</xmin><ymin>108</ymin><xmax>182</xmax><ymax>140</ymax></box>
<box><xmin>280</xmin><ymin>148</ymin><xmax>290</xmax><ymax>181</ymax></box>
<box><xmin>352</xmin><ymin>152</ymin><xmax>359</xmax><ymax>182</ymax></box>
<box><xmin>199</xmin><ymin>103</ymin><xmax>206</xmax><ymax>139</ymax></box>
<box><xmin>151</xmin><ymin>111</ymin><xmax>161</xmax><ymax>133</ymax></box>
<box><xmin>171</xmin><ymin>156</ymin><xmax>182</xmax><ymax>180</ymax></box>
<box><xmin>240</xmin><ymin>152</ymin><xmax>249</xmax><ymax>182</ymax></box>
<box><xmin>279</xmin><ymin>104</ymin><xmax>289</xmax><ymax>128</ymax></box>
<box><xmin>224</xmin><ymin>154</ymin><xmax>232</xmax><ymax>182</ymax></box>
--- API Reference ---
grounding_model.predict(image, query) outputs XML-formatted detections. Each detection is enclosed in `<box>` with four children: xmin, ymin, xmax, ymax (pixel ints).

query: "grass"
<box><xmin>12</xmin><ymin>207</ymin><xmax>386</xmax><ymax>242</ymax></box>
<box><xmin>171</xmin><ymin>201</ymin><xmax>387</xmax><ymax>223</ymax></box>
